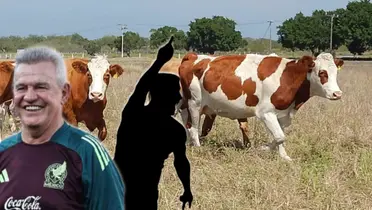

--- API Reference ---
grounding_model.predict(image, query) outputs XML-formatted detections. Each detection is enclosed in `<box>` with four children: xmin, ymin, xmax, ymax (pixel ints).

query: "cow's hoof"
<box><xmin>281</xmin><ymin>155</ymin><xmax>293</xmax><ymax>161</ymax></box>
<box><xmin>260</xmin><ymin>144</ymin><xmax>275</xmax><ymax>151</ymax></box>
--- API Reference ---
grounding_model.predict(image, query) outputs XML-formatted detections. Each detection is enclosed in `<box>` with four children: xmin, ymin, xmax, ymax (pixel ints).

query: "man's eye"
<box><xmin>37</xmin><ymin>85</ymin><xmax>48</xmax><ymax>89</ymax></box>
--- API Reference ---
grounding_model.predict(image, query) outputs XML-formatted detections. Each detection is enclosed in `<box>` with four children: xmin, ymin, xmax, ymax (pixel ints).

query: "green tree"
<box><xmin>335</xmin><ymin>0</ymin><xmax>372</xmax><ymax>55</ymax></box>
<box><xmin>149</xmin><ymin>26</ymin><xmax>187</xmax><ymax>50</ymax></box>
<box><xmin>26</xmin><ymin>35</ymin><xmax>47</xmax><ymax>45</ymax></box>
<box><xmin>114</xmin><ymin>31</ymin><xmax>144</xmax><ymax>57</ymax></box>
<box><xmin>309</xmin><ymin>10</ymin><xmax>343</xmax><ymax>53</ymax></box>
<box><xmin>95</xmin><ymin>35</ymin><xmax>117</xmax><ymax>51</ymax></box>
<box><xmin>277</xmin><ymin>12</ymin><xmax>316</xmax><ymax>53</ymax></box>
<box><xmin>0</xmin><ymin>37</ymin><xmax>14</xmax><ymax>52</ymax></box>
<box><xmin>187</xmin><ymin>16</ymin><xmax>243</xmax><ymax>54</ymax></box>
<box><xmin>278</xmin><ymin>10</ymin><xmax>343</xmax><ymax>55</ymax></box>
<box><xmin>84</xmin><ymin>40</ymin><xmax>100</xmax><ymax>56</ymax></box>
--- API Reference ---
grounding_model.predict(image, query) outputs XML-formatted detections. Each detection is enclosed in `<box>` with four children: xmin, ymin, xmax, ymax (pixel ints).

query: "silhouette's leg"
<box><xmin>201</xmin><ymin>114</ymin><xmax>216</xmax><ymax>137</ymax></box>
<box><xmin>123</xmin><ymin>181</ymin><xmax>136</xmax><ymax>210</ymax></box>
<box><xmin>237</xmin><ymin>118</ymin><xmax>251</xmax><ymax>148</ymax></box>
<box><xmin>146</xmin><ymin>186</ymin><xmax>159</xmax><ymax>210</ymax></box>
<box><xmin>120</xmin><ymin>166</ymin><xmax>138</xmax><ymax>210</ymax></box>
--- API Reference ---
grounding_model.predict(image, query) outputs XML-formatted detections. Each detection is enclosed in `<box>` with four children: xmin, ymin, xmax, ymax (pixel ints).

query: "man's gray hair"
<box><xmin>13</xmin><ymin>46</ymin><xmax>68</xmax><ymax>88</ymax></box>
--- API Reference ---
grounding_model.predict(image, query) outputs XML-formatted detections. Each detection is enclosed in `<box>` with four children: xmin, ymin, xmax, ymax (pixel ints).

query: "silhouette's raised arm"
<box><xmin>124</xmin><ymin>36</ymin><xmax>174</xmax><ymax>111</ymax></box>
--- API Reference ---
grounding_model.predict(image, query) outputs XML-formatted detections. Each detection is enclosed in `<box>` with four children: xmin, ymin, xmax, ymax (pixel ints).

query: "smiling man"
<box><xmin>0</xmin><ymin>46</ymin><xmax>125</xmax><ymax>210</ymax></box>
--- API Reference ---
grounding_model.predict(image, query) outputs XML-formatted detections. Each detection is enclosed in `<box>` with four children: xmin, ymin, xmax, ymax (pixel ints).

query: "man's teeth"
<box><xmin>25</xmin><ymin>106</ymin><xmax>42</xmax><ymax>111</ymax></box>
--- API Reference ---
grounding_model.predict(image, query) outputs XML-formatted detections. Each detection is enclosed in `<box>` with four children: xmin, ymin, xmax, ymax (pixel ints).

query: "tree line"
<box><xmin>1</xmin><ymin>0</ymin><xmax>371</xmax><ymax>56</ymax></box>
<box><xmin>278</xmin><ymin>0</ymin><xmax>372</xmax><ymax>55</ymax></box>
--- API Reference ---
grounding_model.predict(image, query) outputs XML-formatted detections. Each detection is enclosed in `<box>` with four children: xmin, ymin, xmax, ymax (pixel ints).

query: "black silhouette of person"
<box><xmin>114</xmin><ymin>36</ymin><xmax>193</xmax><ymax>210</ymax></box>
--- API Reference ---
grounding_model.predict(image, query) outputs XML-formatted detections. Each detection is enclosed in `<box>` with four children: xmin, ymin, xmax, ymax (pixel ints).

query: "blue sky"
<box><xmin>0</xmin><ymin>0</ymin><xmax>351</xmax><ymax>40</ymax></box>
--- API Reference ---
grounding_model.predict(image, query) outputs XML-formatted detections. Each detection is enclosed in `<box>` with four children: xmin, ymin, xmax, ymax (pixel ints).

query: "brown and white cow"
<box><xmin>178</xmin><ymin>52</ymin><xmax>344</xmax><ymax>161</ymax></box>
<box><xmin>62</xmin><ymin>55</ymin><xmax>125</xmax><ymax>141</ymax></box>
<box><xmin>0</xmin><ymin>56</ymin><xmax>125</xmax><ymax>142</ymax></box>
<box><xmin>0</xmin><ymin>60</ymin><xmax>19</xmax><ymax>142</ymax></box>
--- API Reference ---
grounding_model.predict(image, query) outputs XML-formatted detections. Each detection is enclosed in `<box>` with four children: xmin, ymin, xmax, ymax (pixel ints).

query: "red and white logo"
<box><xmin>4</xmin><ymin>196</ymin><xmax>41</xmax><ymax>210</ymax></box>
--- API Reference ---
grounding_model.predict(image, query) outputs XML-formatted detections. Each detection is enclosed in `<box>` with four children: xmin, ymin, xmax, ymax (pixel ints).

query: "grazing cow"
<box><xmin>62</xmin><ymin>55</ymin><xmax>125</xmax><ymax>141</ymax></box>
<box><xmin>178</xmin><ymin>52</ymin><xmax>344</xmax><ymax>161</ymax></box>
<box><xmin>0</xmin><ymin>61</ymin><xmax>19</xmax><ymax>141</ymax></box>
<box><xmin>159</xmin><ymin>58</ymin><xmax>182</xmax><ymax>74</ymax></box>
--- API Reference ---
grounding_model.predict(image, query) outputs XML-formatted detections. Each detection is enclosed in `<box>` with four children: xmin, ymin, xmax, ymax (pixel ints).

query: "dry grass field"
<box><xmin>2</xmin><ymin>57</ymin><xmax>372</xmax><ymax>209</ymax></box>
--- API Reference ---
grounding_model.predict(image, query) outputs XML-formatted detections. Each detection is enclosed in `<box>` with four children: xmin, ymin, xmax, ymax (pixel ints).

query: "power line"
<box><xmin>51</xmin><ymin>25</ymin><xmax>117</xmax><ymax>36</ymax></box>
<box><xmin>4</xmin><ymin>20</ymin><xmax>285</xmax><ymax>39</ymax></box>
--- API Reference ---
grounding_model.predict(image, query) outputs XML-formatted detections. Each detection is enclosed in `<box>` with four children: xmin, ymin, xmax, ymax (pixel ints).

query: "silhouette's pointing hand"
<box><xmin>156</xmin><ymin>35</ymin><xmax>174</xmax><ymax>63</ymax></box>
<box><xmin>180</xmin><ymin>190</ymin><xmax>193</xmax><ymax>209</ymax></box>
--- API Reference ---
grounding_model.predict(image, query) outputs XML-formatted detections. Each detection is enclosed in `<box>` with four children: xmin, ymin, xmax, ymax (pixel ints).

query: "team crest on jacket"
<box><xmin>43</xmin><ymin>161</ymin><xmax>67</xmax><ymax>190</ymax></box>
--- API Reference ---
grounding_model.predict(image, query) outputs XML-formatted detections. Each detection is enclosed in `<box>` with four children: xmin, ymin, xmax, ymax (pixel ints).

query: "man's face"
<box><xmin>13</xmin><ymin>61</ymin><xmax>70</xmax><ymax>129</ymax></box>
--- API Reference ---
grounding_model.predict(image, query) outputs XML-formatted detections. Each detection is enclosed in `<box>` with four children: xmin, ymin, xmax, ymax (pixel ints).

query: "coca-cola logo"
<box><xmin>4</xmin><ymin>196</ymin><xmax>41</xmax><ymax>210</ymax></box>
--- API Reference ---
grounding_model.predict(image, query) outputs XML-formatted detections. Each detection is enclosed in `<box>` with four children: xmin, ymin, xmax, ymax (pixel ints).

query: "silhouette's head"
<box><xmin>148</xmin><ymin>73</ymin><xmax>182</xmax><ymax>115</ymax></box>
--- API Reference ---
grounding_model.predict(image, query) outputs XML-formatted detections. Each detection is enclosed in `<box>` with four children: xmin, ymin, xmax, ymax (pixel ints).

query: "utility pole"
<box><xmin>118</xmin><ymin>24</ymin><xmax>127</xmax><ymax>58</ymax></box>
<box><xmin>267</xmin><ymin>20</ymin><xmax>273</xmax><ymax>53</ymax></box>
<box><xmin>330</xmin><ymin>14</ymin><xmax>335</xmax><ymax>51</ymax></box>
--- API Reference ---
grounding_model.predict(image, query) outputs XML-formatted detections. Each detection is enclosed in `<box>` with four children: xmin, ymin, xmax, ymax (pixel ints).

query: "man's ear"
<box><xmin>61</xmin><ymin>83</ymin><xmax>71</xmax><ymax>105</ymax></box>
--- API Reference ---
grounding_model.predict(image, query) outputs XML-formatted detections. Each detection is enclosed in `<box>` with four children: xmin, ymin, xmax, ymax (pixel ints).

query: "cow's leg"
<box><xmin>200</xmin><ymin>106</ymin><xmax>216</xmax><ymax>137</ymax></box>
<box><xmin>182</xmin><ymin>99</ymin><xmax>202</xmax><ymax>146</ymax></box>
<box><xmin>8</xmin><ymin>114</ymin><xmax>18</xmax><ymax>133</ymax></box>
<box><xmin>237</xmin><ymin>118</ymin><xmax>251</xmax><ymax>148</ymax></box>
<box><xmin>97</xmin><ymin>118</ymin><xmax>107</xmax><ymax>142</ymax></box>
<box><xmin>63</xmin><ymin>109</ymin><xmax>78</xmax><ymax>126</ymax></box>
<box><xmin>7</xmin><ymin>103</ymin><xmax>20</xmax><ymax>134</ymax></box>
<box><xmin>278</xmin><ymin>115</ymin><xmax>292</xmax><ymax>131</ymax></box>
<box><xmin>180</xmin><ymin>108</ymin><xmax>192</xmax><ymax>144</ymax></box>
<box><xmin>201</xmin><ymin>114</ymin><xmax>216</xmax><ymax>137</ymax></box>
<box><xmin>0</xmin><ymin>104</ymin><xmax>5</xmax><ymax>142</ymax></box>
<box><xmin>62</xmin><ymin>101</ymin><xmax>78</xmax><ymax>127</ymax></box>
<box><xmin>180</xmin><ymin>107</ymin><xmax>200</xmax><ymax>146</ymax></box>
<box><xmin>259</xmin><ymin>112</ymin><xmax>292</xmax><ymax>161</ymax></box>
<box><xmin>84</xmin><ymin>118</ymin><xmax>106</xmax><ymax>142</ymax></box>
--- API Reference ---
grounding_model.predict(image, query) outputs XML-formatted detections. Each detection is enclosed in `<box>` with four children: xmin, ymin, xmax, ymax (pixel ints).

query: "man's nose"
<box><xmin>24</xmin><ymin>89</ymin><xmax>38</xmax><ymax>101</ymax></box>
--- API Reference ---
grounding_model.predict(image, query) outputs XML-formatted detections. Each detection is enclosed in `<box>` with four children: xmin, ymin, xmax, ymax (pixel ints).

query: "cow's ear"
<box><xmin>72</xmin><ymin>61</ymin><xmax>88</xmax><ymax>74</ymax></box>
<box><xmin>334</xmin><ymin>58</ymin><xmax>344</xmax><ymax>70</ymax></box>
<box><xmin>0</xmin><ymin>61</ymin><xmax>15</xmax><ymax>72</ymax></box>
<box><xmin>299</xmin><ymin>55</ymin><xmax>315</xmax><ymax>72</ymax></box>
<box><xmin>109</xmin><ymin>64</ymin><xmax>124</xmax><ymax>78</ymax></box>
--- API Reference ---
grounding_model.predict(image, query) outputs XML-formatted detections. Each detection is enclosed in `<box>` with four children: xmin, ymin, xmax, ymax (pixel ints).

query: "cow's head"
<box><xmin>0</xmin><ymin>61</ymin><xmax>15</xmax><ymax>100</ymax></box>
<box><xmin>301</xmin><ymin>53</ymin><xmax>343</xmax><ymax>100</ymax></box>
<box><xmin>82</xmin><ymin>55</ymin><xmax>124</xmax><ymax>102</ymax></box>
